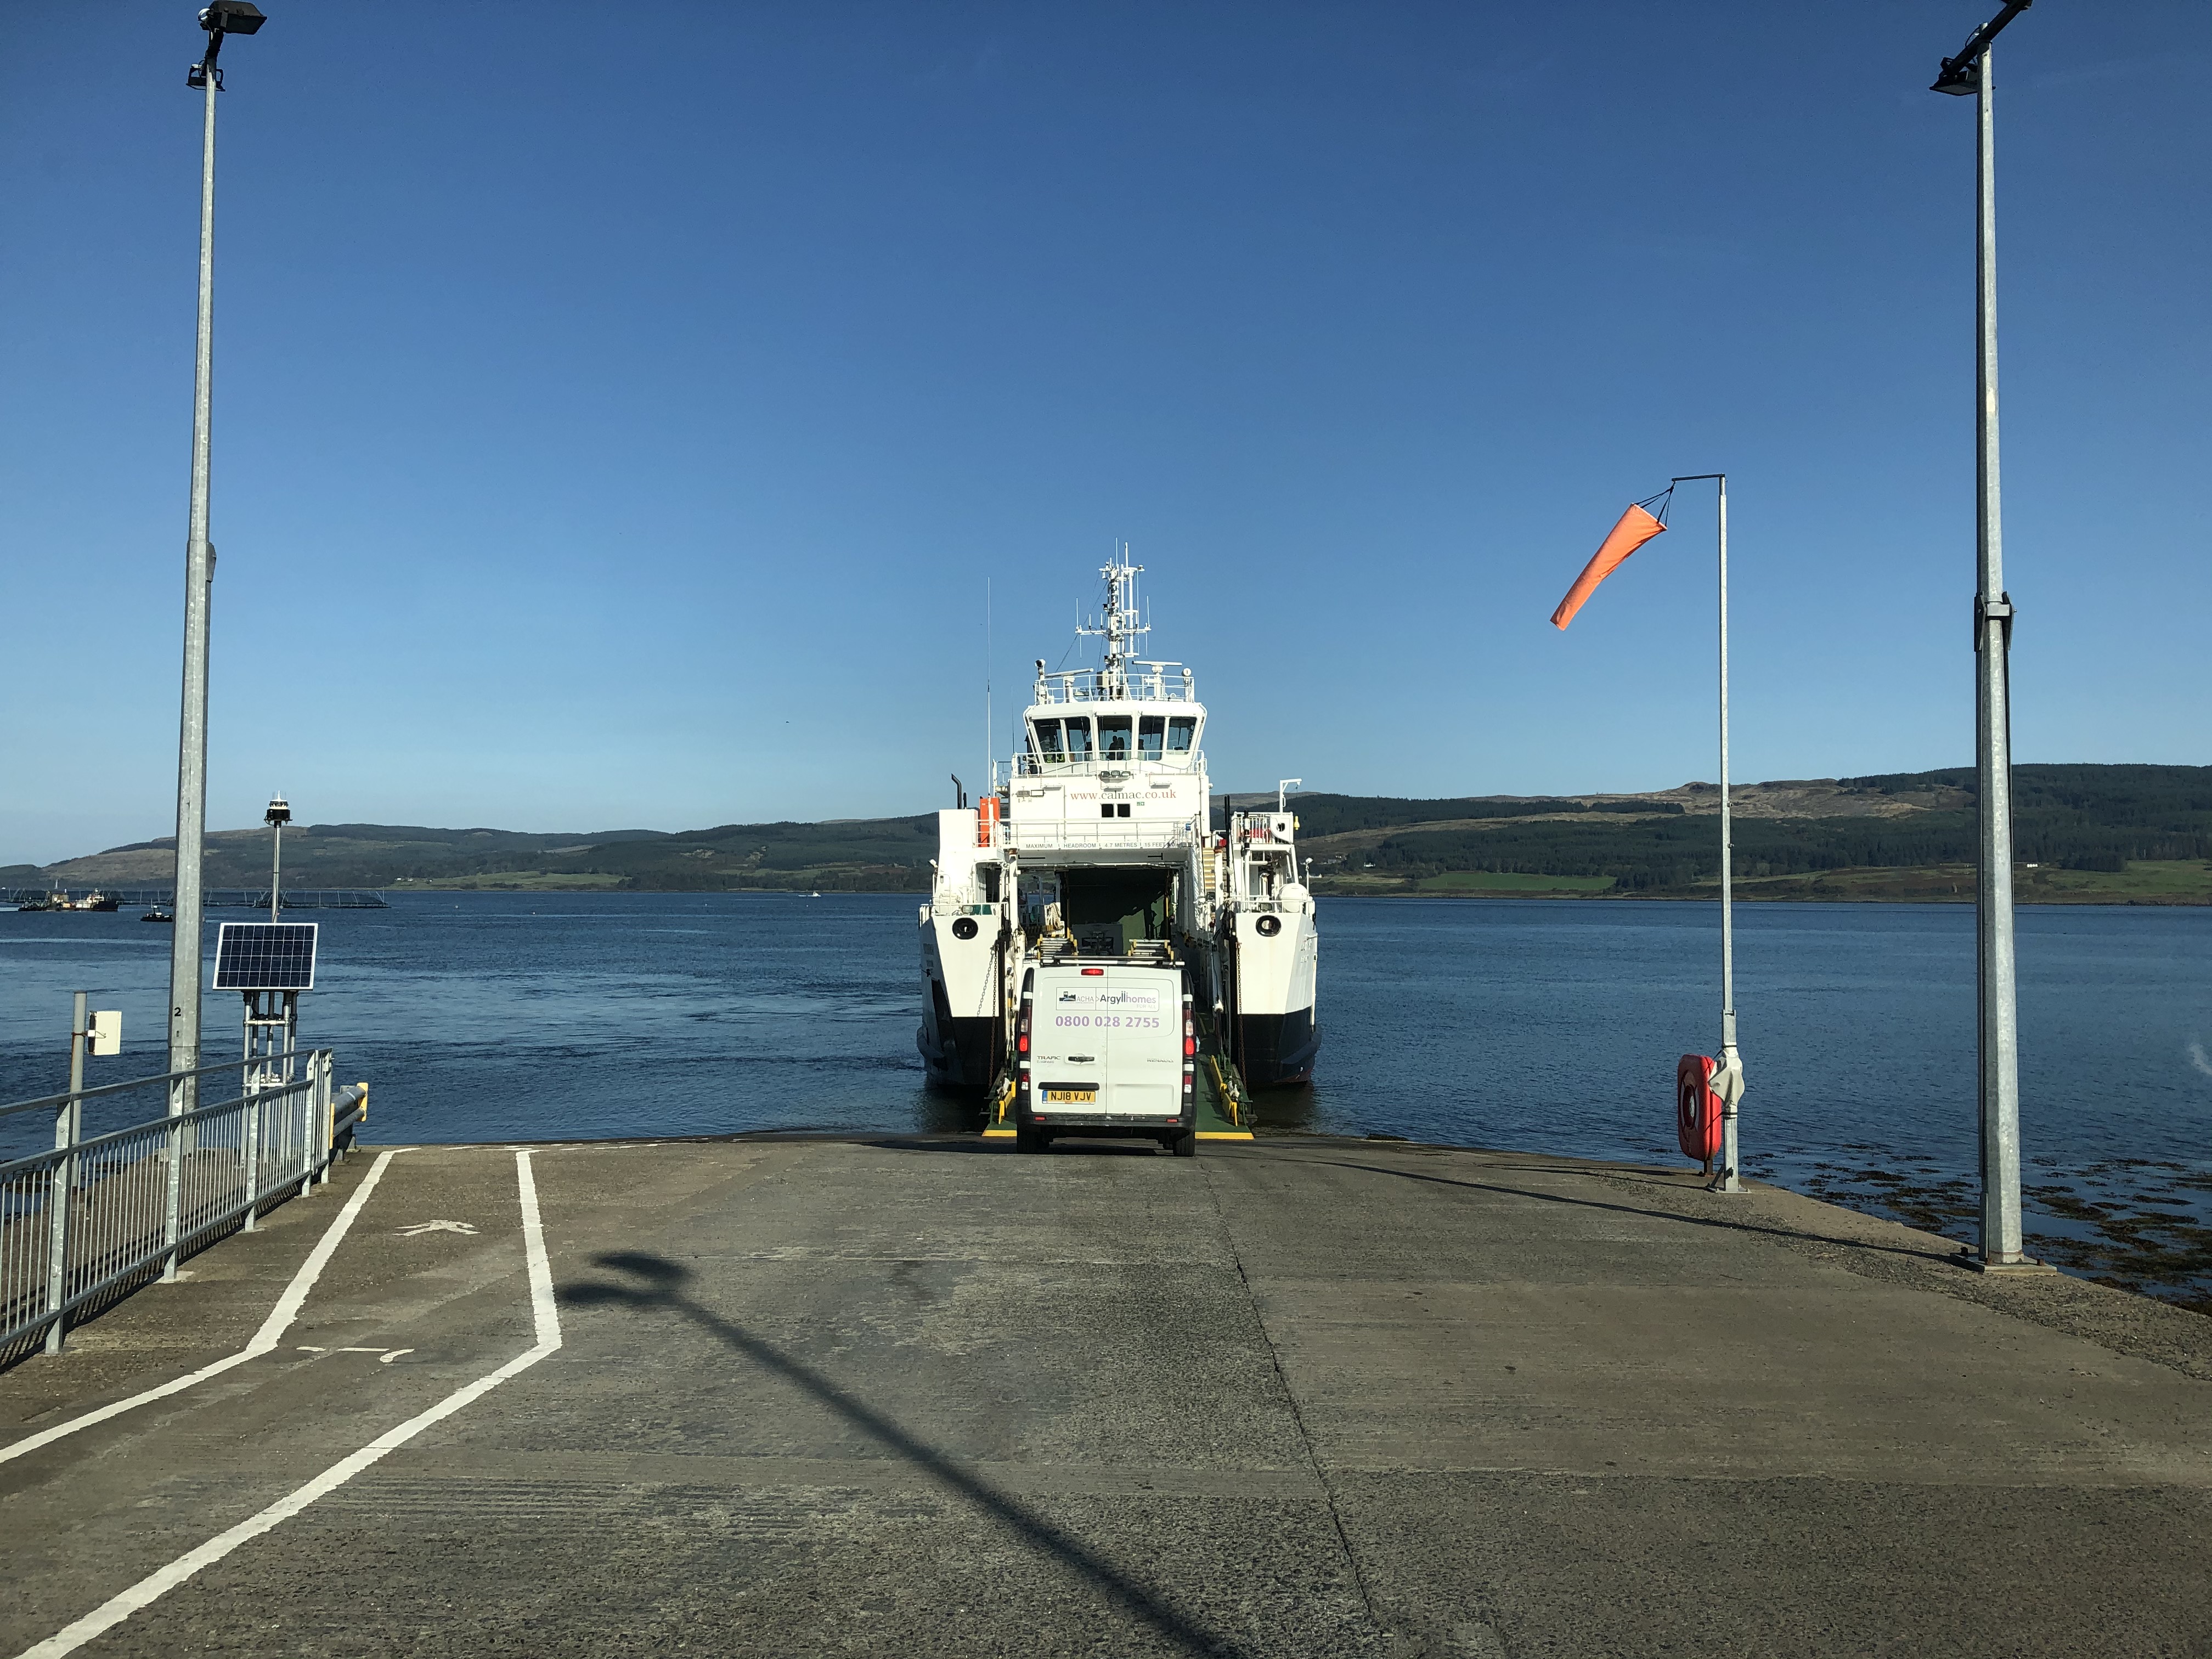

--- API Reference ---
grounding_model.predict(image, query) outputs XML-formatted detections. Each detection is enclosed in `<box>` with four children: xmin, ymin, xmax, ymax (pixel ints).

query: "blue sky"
<box><xmin>3</xmin><ymin>2</ymin><xmax>2205</xmax><ymax>864</ymax></box>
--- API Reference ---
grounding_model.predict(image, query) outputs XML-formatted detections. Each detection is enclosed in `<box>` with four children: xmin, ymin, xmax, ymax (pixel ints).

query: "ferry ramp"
<box><xmin>2</xmin><ymin>1134</ymin><xmax>2209</xmax><ymax>1658</ymax></box>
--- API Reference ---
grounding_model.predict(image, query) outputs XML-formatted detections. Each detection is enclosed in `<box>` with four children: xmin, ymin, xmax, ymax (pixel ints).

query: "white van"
<box><xmin>1014</xmin><ymin>957</ymin><xmax>1196</xmax><ymax>1155</ymax></box>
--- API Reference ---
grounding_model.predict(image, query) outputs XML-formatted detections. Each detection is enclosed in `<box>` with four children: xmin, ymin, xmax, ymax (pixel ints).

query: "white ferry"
<box><xmin>918</xmin><ymin>556</ymin><xmax>1319</xmax><ymax>1104</ymax></box>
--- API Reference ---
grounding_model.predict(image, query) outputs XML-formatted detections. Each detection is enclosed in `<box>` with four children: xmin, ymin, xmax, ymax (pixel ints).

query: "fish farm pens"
<box><xmin>0</xmin><ymin>1056</ymin><xmax>366</xmax><ymax>1366</ymax></box>
<box><xmin>4</xmin><ymin>889</ymin><xmax>390</xmax><ymax>910</ymax></box>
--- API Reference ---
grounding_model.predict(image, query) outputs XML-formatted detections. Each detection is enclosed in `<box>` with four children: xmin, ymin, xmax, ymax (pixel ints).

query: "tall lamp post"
<box><xmin>165</xmin><ymin>3</ymin><xmax>266</xmax><ymax>1115</ymax></box>
<box><xmin>1932</xmin><ymin>1</ymin><xmax>2046</xmax><ymax>1272</ymax></box>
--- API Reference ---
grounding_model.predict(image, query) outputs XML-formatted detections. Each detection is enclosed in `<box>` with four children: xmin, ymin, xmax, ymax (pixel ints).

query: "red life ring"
<box><xmin>1676</xmin><ymin>1053</ymin><xmax>1723</xmax><ymax>1163</ymax></box>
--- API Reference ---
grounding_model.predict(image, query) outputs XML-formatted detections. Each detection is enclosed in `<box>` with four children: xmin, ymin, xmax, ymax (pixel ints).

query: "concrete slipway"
<box><xmin>2</xmin><ymin>1135</ymin><xmax>2208</xmax><ymax>1658</ymax></box>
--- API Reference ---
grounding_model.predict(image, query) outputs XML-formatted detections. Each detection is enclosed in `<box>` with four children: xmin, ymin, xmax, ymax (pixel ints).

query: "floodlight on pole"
<box><xmin>164</xmin><ymin>4</ymin><xmax>266</xmax><ymax>1268</ymax></box>
<box><xmin>188</xmin><ymin>2</ymin><xmax>265</xmax><ymax>91</ymax></box>
<box><xmin>1929</xmin><ymin>2</ymin><xmax>2049</xmax><ymax>1275</ymax></box>
<box><xmin>1931</xmin><ymin>1</ymin><xmax>2030</xmax><ymax>96</ymax></box>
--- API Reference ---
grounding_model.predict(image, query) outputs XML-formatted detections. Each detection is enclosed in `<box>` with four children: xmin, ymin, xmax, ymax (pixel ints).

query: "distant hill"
<box><xmin>18</xmin><ymin>764</ymin><xmax>2212</xmax><ymax>903</ymax></box>
<box><xmin>34</xmin><ymin>816</ymin><xmax>940</xmax><ymax>894</ymax></box>
<box><xmin>1293</xmin><ymin>765</ymin><xmax>2212</xmax><ymax>903</ymax></box>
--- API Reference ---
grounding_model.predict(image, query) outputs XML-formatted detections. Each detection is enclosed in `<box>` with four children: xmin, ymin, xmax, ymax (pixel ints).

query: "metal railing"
<box><xmin>0</xmin><ymin>1054</ymin><xmax>368</xmax><ymax>1365</ymax></box>
<box><xmin>1005</xmin><ymin>819</ymin><xmax>1203</xmax><ymax>853</ymax></box>
<box><xmin>1030</xmin><ymin>673</ymin><xmax>1200</xmax><ymax>706</ymax></box>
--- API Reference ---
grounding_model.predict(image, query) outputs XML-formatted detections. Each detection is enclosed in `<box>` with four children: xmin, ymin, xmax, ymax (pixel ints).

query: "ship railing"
<box><xmin>1005</xmin><ymin>821</ymin><xmax>1202</xmax><ymax>853</ymax></box>
<box><xmin>0</xmin><ymin>1053</ymin><xmax>368</xmax><ymax>1367</ymax></box>
<box><xmin>1010</xmin><ymin>751</ymin><xmax>1205</xmax><ymax>780</ymax></box>
<box><xmin>1030</xmin><ymin>675</ymin><xmax>1198</xmax><ymax>707</ymax></box>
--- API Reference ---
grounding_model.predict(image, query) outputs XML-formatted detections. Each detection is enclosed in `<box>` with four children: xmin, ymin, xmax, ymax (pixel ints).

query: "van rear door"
<box><xmin>1033</xmin><ymin>968</ymin><xmax>1107</xmax><ymax>1110</ymax></box>
<box><xmin>1031</xmin><ymin>964</ymin><xmax>1180</xmax><ymax>1120</ymax></box>
<box><xmin>1098</xmin><ymin>969</ymin><xmax>1177</xmax><ymax>1119</ymax></box>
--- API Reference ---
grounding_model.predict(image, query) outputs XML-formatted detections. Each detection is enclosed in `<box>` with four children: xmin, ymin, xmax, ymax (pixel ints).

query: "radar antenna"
<box><xmin>1075</xmin><ymin>545</ymin><xmax>1148</xmax><ymax>699</ymax></box>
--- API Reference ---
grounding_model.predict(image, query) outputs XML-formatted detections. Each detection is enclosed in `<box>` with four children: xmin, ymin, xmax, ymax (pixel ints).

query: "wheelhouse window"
<box><xmin>1097</xmin><ymin>716</ymin><xmax>1132</xmax><ymax>760</ymax></box>
<box><xmin>1063</xmin><ymin>717</ymin><xmax>1094</xmax><ymax>759</ymax></box>
<box><xmin>1030</xmin><ymin>719</ymin><xmax>1065</xmax><ymax>760</ymax></box>
<box><xmin>1166</xmin><ymin>717</ymin><xmax>1198</xmax><ymax>754</ymax></box>
<box><xmin>1138</xmin><ymin>716</ymin><xmax>1165</xmax><ymax>759</ymax></box>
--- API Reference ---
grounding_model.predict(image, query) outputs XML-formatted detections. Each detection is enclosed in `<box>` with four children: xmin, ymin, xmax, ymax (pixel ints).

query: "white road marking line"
<box><xmin>0</xmin><ymin>1148</ymin><xmax>415</xmax><ymax>1468</ymax></box>
<box><xmin>14</xmin><ymin>1150</ymin><xmax>561</xmax><ymax>1659</ymax></box>
<box><xmin>377</xmin><ymin>1350</ymin><xmax>413</xmax><ymax>1364</ymax></box>
<box><xmin>516</xmin><ymin>1151</ymin><xmax>556</xmax><ymax>1346</ymax></box>
<box><xmin>398</xmin><ymin>1220</ymin><xmax>477</xmax><ymax>1237</ymax></box>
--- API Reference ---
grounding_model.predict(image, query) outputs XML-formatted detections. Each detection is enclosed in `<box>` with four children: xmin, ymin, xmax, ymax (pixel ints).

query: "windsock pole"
<box><xmin>1551</xmin><ymin>475</ymin><xmax>1742</xmax><ymax>1188</ymax></box>
<box><xmin>1717</xmin><ymin>478</ymin><xmax>1739</xmax><ymax>1193</ymax></box>
<box><xmin>1673</xmin><ymin>473</ymin><xmax>1740</xmax><ymax>1192</ymax></box>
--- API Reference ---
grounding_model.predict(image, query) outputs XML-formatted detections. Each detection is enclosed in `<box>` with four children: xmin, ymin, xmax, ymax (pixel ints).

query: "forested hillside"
<box><xmin>26</xmin><ymin>816</ymin><xmax>940</xmax><ymax>894</ymax></box>
<box><xmin>1297</xmin><ymin>765</ymin><xmax>2212</xmax><ymax>901</ymax></box>
<box><xmin>16</xmin><ymin>764</ymin><xmax>2210</xmax><ymax>902</ymax></box>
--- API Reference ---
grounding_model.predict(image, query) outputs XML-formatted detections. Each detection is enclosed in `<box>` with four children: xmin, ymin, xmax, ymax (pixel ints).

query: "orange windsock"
<box><xmin>1550</xmin><ymin>503</ymin><xmax>1667</xmax><ymax>630</ymax></box>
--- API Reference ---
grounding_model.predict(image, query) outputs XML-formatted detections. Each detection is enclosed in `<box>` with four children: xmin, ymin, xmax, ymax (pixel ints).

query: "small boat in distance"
<box><xmin>142</xmin><ymin>907</ymin><xmax>174</xmax><ymax>924</ymax></box>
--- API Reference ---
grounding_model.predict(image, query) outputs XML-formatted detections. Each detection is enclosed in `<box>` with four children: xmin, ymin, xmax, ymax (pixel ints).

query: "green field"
<box><xmin>2019</xmin><ymin>860</ymin><xmax>2212</xmax><ymax>902</ymax></box>
<box><xmin>1691</xmin><ymin>860</ymin><xmax>2212</xmax><ymax>905</ymax></box>
<box><xmin>392</xmin><ymin>871</ymin><xmax>633</xmax><ymax>891</ymax></box>
<box><xmin>1314</xmin><ymin>860</ymin><xmax>2212</xmax><ymax>905</ymax></box>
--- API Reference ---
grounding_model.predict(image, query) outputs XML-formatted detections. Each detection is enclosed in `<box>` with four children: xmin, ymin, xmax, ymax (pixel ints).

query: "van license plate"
<box><xmin>1045</xmin><ymin>1088</ymin><xmax>1096</xmax><ymax>1104</ymax></box>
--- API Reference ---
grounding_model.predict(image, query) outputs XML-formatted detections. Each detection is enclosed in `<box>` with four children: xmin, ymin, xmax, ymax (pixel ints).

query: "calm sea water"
<box><xmin>3</xmin><ymin>894</ymin><xmax>2207</xmax><ymax>1304</ymax></box>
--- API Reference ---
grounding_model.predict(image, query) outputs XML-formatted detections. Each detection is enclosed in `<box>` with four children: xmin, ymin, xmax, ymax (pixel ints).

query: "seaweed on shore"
<box><xmin>1779</xmin><ymin>1156</ymin><xmax>2212</xmax><ymax>1318</ymax></box>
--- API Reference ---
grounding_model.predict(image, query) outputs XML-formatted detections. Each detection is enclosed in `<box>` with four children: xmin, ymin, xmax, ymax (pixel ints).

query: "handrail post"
<box><xmin>325</xmin><ymin>1052</ymin><xmax>336</xmax><ymax>1177</ymax></box>
<box><xmin>44</xmin><ymin>992</ymin><xmax>88</xmax><ymax>1354</ymax></box>
<box><xmin>322</xmin><ymin>1052</ymin><xmax>338</xmax><ymax>1181</ymax></box>
<box><xmin>163</xmin><ymin>1070</ymin><xmax>185</xmax><ymax>1281</ymax></box>
<box><xmin>305</xmin><ymin>1053</ymin><xmax>323</xmax><ymax>1194</ymax></box>
<box><xmin>240</xmin><ymin>1056</ymin><xmax>261</xmax><ymax>1233</ymax></box>
<box><xmin>302</xmin><ymin>1052</ymin><xmax>327</xmax><ymax>1195</ymax></box>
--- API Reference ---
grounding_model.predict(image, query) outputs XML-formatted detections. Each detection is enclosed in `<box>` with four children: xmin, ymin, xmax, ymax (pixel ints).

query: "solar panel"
<box><xmin>213</xmin><ymin>922</ymin><xmax>319</xmax><ymax>991</ymax></box>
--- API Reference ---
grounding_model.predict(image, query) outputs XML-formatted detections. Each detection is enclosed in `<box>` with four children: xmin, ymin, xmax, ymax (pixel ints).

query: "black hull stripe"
<box><xmin>1239</xmin><ymin>1008</ymin><xmax>1318</xmax><ymax>1088</ymax></box>
<box><xmin>919</xmin><ymin>1015</ymin><xmax>998</xmax><ymax>1090</ymax></box>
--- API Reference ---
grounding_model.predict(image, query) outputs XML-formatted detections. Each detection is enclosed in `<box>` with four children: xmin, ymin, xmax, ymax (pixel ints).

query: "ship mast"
<box><xmin>1076</xmin><ymin>548</ymin><xmax>1148</xmax><ymax>700</ymax></box>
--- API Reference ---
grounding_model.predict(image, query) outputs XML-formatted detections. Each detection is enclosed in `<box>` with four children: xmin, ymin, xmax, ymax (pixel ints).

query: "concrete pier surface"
<box><xmin>3</xmin><ymin>1135</ymin><xmax>2208</xmax><ymax>1658</ymax></box>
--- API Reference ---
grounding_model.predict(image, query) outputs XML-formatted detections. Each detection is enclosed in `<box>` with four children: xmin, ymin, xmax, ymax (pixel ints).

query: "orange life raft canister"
<box><xmin>1676</xmin><ymin>1053</ymin><xmax>1724</xmax><ymax>1163</ymax></box>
